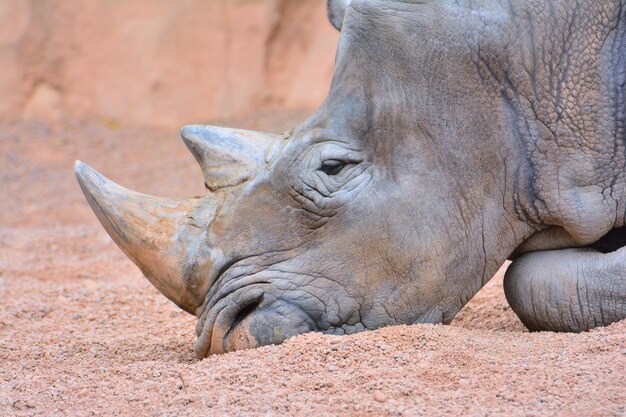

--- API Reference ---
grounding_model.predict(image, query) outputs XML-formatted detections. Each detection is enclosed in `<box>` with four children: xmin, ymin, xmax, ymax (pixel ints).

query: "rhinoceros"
<box><xmin>75</xmin><ymin>0</ymin><xmax>626</xmax><ymax>356</ymax></box>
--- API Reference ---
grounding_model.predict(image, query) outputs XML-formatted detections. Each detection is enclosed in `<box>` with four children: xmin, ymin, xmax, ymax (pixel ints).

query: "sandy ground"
<box><xmin>1</xmin><ymin>114</ymin><xmax>625</xmax><ymax>416</ymax></box>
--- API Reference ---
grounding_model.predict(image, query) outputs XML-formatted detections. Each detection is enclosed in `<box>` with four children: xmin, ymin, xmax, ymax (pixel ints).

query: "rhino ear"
<box><xmin>327</xmin><ymin>0</ymin><xmax>351</xmax><ymax>31</ymax></box>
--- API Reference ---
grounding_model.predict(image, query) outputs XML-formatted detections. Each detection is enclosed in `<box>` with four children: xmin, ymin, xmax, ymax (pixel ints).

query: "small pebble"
<box><xmin>153</xmin><ymin>370</ymin><xmax>161</xmax><ymax>377</ymax></box>
<box><xmin>373</xmin><ymin>390</ymin><xmax>387</xmax><ymax>403</ymax></box>
<box><xmin>329</xmin><ymin>338</ymin><xmax>342</xmax><ymax>345</ymax></box>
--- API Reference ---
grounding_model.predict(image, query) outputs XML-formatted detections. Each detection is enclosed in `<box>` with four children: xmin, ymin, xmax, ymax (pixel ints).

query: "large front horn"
<box><xmin>74</xmin><ymin>161</ymin><xmax>220</xmax><ymax>314</ymax></box>
<box><xmin>180</xmin><ymin>125</ymin><xmax>283</xmax><ymax>191</ymax></box>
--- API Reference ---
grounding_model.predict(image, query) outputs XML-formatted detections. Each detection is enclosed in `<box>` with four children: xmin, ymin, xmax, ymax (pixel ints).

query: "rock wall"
<box><xmin>0</xmin><ymin>0</ymin><xmax>338</xmax><ymax>128</ymax></box>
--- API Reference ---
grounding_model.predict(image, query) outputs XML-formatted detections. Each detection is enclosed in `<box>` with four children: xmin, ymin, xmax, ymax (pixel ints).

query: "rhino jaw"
<box><xmin>74</xmin><ymin>160</ymin><xmax>220</xmax><ymax>314</ymax></box>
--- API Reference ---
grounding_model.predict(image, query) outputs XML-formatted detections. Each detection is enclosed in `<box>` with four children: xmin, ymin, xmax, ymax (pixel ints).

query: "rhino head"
<box><xmin>76</xmin><ymin>0</ymin><xmax>551</xmax><ymax>356</ymax></box>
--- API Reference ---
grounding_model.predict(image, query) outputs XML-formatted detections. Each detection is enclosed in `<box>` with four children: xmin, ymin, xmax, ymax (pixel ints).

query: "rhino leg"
<box><xmin>504</xmin><ymin>247</ymin><xmax>626</xmax><ymax>332</ymax></box>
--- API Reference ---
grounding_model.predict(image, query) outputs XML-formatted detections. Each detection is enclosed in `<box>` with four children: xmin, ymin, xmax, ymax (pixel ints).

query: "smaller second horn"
<box><xmin>181</xmin><ymin>125</ymin><xmax>283</xmax><ymax>191</ymax></box>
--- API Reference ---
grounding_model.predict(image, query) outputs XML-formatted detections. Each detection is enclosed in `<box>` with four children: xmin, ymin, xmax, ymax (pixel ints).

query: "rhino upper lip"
<box><xmin>195</xmin><ymin>257</ymin><xmax>274</xmax><ymax>356</ymax></box>
<box><xmin>195</xmin><ymin>280</ymin><xmax>272</xmax><ymax>356</ymax></box>
<box><xmin>222</xmin><ymin>295</ymin><xmax>263</xmax><ymax>341</ymax></box>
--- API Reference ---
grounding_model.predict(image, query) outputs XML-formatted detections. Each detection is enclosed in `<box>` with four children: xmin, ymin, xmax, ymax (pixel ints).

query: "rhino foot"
<box><xmin>504</xmin><ymin>247</ymin><xmax>626</xmax><ymax>332</ymax></box>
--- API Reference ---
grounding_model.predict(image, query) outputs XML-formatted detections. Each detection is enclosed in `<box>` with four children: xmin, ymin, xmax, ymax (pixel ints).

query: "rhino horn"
<box><xmin>180</xmin><ymin>125</ymin><xmax>282</xmax><ymax>191</ymax></box>
<box><xmin>74</xmin><ymin>161</ymin><xmax>220</xmax><ymax>315</ymax></box>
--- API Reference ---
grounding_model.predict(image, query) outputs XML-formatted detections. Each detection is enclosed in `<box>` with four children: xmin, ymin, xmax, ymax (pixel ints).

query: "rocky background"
<box><xmin>0</xmin><ymin>0</ymin><xmax>337</xmax><ymax>127</ymax></box>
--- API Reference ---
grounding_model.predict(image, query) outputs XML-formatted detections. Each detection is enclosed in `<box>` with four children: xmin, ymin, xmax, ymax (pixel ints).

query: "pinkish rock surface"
<box><xmin>0</xmin><ymin>0</ymin><xmax>338</xmax><ymax>128</ymax></box>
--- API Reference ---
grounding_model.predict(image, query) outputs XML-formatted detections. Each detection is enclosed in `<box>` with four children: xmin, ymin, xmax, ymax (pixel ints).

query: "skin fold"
<box><xmin>75</xmin><ymin>0</ymin><xmax>626</xmax><ymax>356</ymax></box>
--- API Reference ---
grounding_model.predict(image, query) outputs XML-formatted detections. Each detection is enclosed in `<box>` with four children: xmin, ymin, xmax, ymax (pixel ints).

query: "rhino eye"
<box><xmin>320</xmin><ymin>159</ymin><xmax>346</xmax><ymax>176</ymax></box>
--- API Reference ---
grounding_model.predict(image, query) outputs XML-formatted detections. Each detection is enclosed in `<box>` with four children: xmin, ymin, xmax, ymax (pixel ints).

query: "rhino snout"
<box><xmin>195</xmin><ymin>287</ymin><xmax>317</xmax><ymax>356</ymax></box>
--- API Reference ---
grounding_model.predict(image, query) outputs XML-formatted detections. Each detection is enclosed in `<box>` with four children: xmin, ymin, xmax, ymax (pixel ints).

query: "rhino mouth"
<box><xmin>195</xmin><ymin>284</ymin><xmax>265</xmax><ymax>356</ymax></box>
<box><xmin>194</xmin><ymin>278</ymin><xmax>318</xmax><ymax>356</ymax></box>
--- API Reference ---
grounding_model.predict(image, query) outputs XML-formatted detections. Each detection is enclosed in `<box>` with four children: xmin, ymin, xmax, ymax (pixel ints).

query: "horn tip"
<box><xmin>74</xmin><ymin>159</ymin><xmax>89</xmax><ymax>185</ymax></box>
<box><xmin>74</xmin><ymin>160</ymin><xmax>112</xmax><ymax>201</ymax></box>
<box><xmin>180</xmin><ymin>125</ymin><xmax>212</xmax><ymax>176</ymax></box>
<box><xmin>74</xmin><ymin>159</ymin><xmax>85</xmax><ymax>173</ymax></box>
<box><xmin>74</xmin><ymin>160</ymin><xmax>97</xmax><ymax>186</ymax></box>
<box><xmin>180</xmin><ymin>125</ymin><xmax>206</xmax><ymax>145</ymax></box>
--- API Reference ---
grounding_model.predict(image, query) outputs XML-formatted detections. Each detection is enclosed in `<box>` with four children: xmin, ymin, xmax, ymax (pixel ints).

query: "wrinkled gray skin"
<box><xmin>75</xmin><ymin>0</ymin><xmax>626</xmax><ymax>357</ymax></box>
